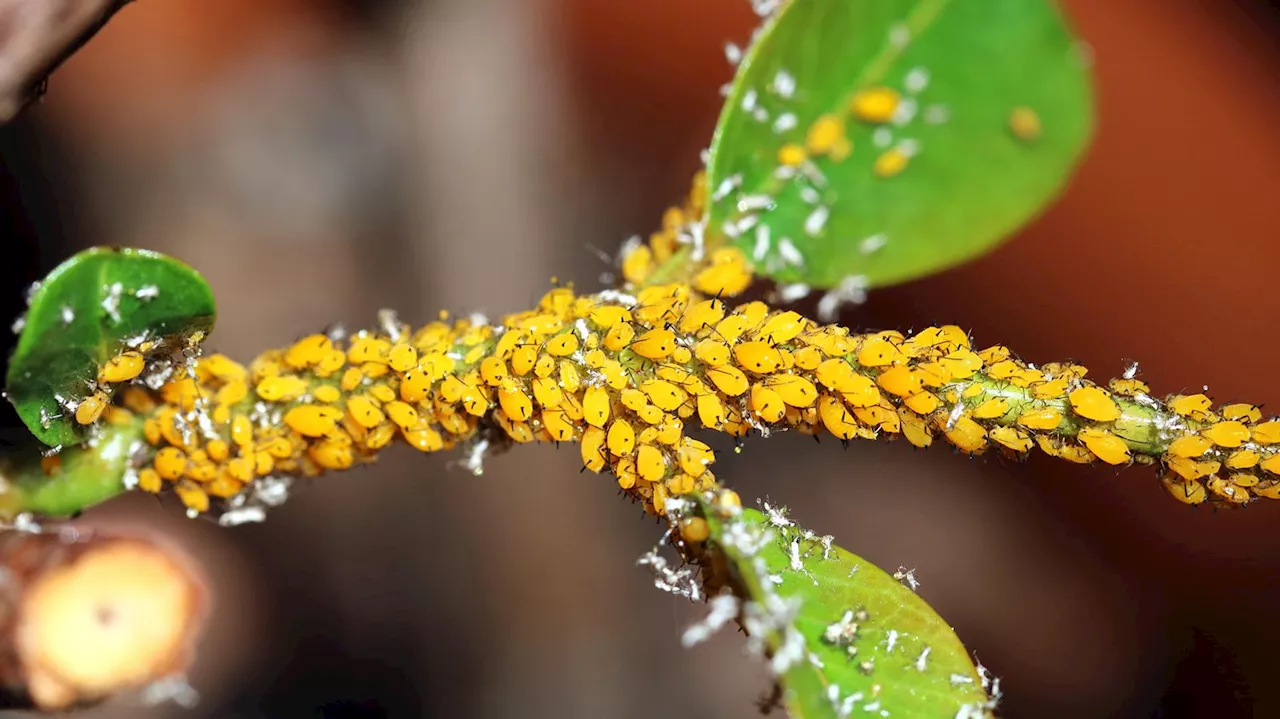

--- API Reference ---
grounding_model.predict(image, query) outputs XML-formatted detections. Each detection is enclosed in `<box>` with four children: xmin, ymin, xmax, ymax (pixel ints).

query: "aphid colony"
<box><xmin>80</xmin><ymin>272</ymin><xmax>1280</xmax><ymax>517</ymax></box>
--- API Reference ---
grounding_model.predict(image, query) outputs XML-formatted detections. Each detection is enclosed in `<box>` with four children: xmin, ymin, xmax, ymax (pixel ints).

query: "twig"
<box><xmin>0</xmin><ymin>527</ymin><xmax>206</xmax><ymax>710</ymax></box>
<box><xmin>0</xmin><ymin>0</ymin><xmax>133</xmax><ymax>123</ymax></box>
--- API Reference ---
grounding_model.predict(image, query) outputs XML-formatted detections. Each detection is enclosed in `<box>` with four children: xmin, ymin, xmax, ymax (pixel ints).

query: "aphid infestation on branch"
<box><xmin>30</xmin><ymin>166</ymin><xmax>1271</xmax><ymax>522</ymax></box>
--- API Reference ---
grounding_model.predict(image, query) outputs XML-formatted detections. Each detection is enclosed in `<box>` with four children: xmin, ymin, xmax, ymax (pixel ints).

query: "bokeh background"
<box><xmin>1</xmin><ymin>0</ymin><xmax>1278</xmax><ymax>717</ymax></box>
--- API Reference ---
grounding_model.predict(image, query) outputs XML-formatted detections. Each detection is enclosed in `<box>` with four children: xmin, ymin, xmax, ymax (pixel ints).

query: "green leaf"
<box><xmin>708</xmin><ymin>0</ymin><xmax>1093</xmax><ymax>289</ymax></box>
<box><xmin>701</xmin><ymin>505</ymin><xmax>991</xmax><ymax>718</ymax></box>
<box><xmin>0</xmin><ymin>420</ymin><xmax>142</xmax><ymax>519</ymax></box>
<box><xmin>6</xmin><ymin>247</ymin><xmax>216</xmax><ymax>447</ymax></box>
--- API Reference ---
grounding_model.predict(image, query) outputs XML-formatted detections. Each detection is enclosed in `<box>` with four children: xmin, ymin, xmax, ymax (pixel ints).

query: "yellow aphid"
<box><xmin>1169</xmin><ymin>394</ymin><xmax>1213</xmax><ymax>418</ymax></box>
<box><xmin>873</xmin><ymin>148</ymin><xmax>910</xmax><ymax>178</ymax></box>
<box><xmin>397</xmin><ymin>370</ymin><xmax>430</xmax><ymax>404</ymax></box>
<box><xmin>734</xmin><ymin>341</ymin><xmax>783</xmax><ymax>374</ymax></box>
<box><xmin>749</xmin><ymin>384</ymin><xmax>786</xmax><ymax>423</ymax></box>
<box><xmin>637</xmin><ymin>444</ymin><xmax>666</xmax><ymax>482</ymax></box>
<box><xmin>855</xmin><ymin>404</ymin><xmax>899</xmax><ymax>433</ymax></box>
<box><xmin>851</xmin><ymin>86</ymin><xmax>900</xmax><ymax>123</ymax></box>
<box><xmin>1220</xmin><ymin>403</ymin><xmax>1262</xmax><ymax>423</ymax></box>
<box><xmin>1166</xmin><ymin>455</ymin><xmax>1220</xmax><ymax>481</ymax></box>
<box><xmin>348</xmin><ymin>336</ymin><xmax>391</xmax><ymax>364</ymax></box>
<box><xmin>971</xmin><ymin>397</ymin><xmax>1010</xmax><ymax>420</ymax></box>
<box><xmin>789</xmin><ymin>345</ymin><xmax>821</xmax><ymax>371</ymax></box>
<box><xmin>588</xmin><ymin>305</ymin><xmax>631</xmax><ymax>329</ymax></box>
<box><xmin>990</xmin><ymin>426</ymin><xmax>1033</xmax><ymax>453</ymax></box>
<box><xmin>777</xmin><ymin>143</ymin><xmax>807</xmax><ymax>167</ymax></box>
<box><xmin>260</xmin><ymin>437</ymin><xmax>295</xmax><ymax>460</ymax></box>
<box><xmin>1168</xmin><ymin>435</ymin><xmax>1214</xmax><ymax>458</ymax></box>
<box><xmin>559</xmin><ymin>361</ymin><xmax>581</xmax><ymax>394</ymax></box>
<box><xmin>369</xmin><ymin>384</ymin><xmax>396</xmax><ymax>404</ymax></box>
<box><xmin>805</xmin><ymin>113</ymin><xmax>845</xmax><ymax>155</ymax></box>
<box><xmin>652</xmin><ymin>485</ymin><xmax>670</xmax><ymax>514</ymax></box>
<box><xmin>944</xmin><ymin>416</ymin><xmax>988</xmax><ymax>454</ymax></box>
<box><xmin>496</xmin><ymin>412</ymin><xmax>534</xmax><ymax>444</ymax></box>
<box><xmin>694</xmin><ymin>247</ymin><xmax>753</xmax><ymax>297</ymax></box>
<box><xmin>544</xmin><ymin>333</ymin><xmax>580</xmax><ymax>357</ymax></box>
<box><xmin>679</xmin><ymin>299</ymin><xmax>726</xmax><ymax>335</ymax></box>
<box><xmin>173</xmin><ymin>481</ymin><xmax>210</xmax><ymax>514</ymax></box>
<box><xmin>581</xmin><ymin>426</ymin><xmax>607</xmax><ymax>471</ymax></box>
<box><xmin>1262</xmin><ymin>455</ymin><xmax>1280</xmax><ymax>476</ymax></box>
<box><xmin>766</xmin><ymin>374</ymin><xmax>818</xmax><ymax>408</ymax></box>
<box><xmin>677</xmin><ymin>439</ymin><xmax>714</xmax><ymax>477</ymax></box>
<box><xmin>659</xmin><ymin>421</ymin><xmax>688</xmax><ymax>451</ymax></box>
<box><xmin>1203</xmin><ymin>420</ymin><xmax>1250</xmax><ymax>448</ymax></box>
<box><xmin>154</xmin><ymin>447</ymin><xmax>187</xmax><ymax>481</ymax></box>
<box><xmin>136</xmin><ymin>467</ymin><xmax>163</xmax><ymax>493</ymax></box>
<box><xmin>679</xmin><ymin>517</ymin><xmax>711</xmax><ymax>544</ymax></box>
<box><xmin>285</xmin><ymin>404</ymin><xmax>343</xmax><ymax>437</ymax></box>
<box><xmin>315</xmin><ymin>349</ymin><xmax>347</xmax><ymax>377</ymax></box>
<box><xmin>346</xmin><ymin>396</ymin><xmax>385</xmax><ymax>429</ymax></box>
<box><xmin>697</xmin><ymin>394</ymin><xmax>726</xmax><ymax>428</ymax></box>
<box><xmin>284</xmin><ymin>335</ymin><xmax>331</xmax><ymax>369</ymax></box>
<box><xmin>509</xmin><ymin>345</ymin><xmax>537</xmax><ymax>377</ymax></box>
<box><xmin>1017</xmin><ymin>407</ymin><xmax>1062</xmax><ymax>431</ymax></box>
<box><xmin>228</xmin><ymin>414</ymin><xmax>252</xmax><ymax>446</ymax></box>
<box><xmin>1032</xmin><ymin>378</ymin><xmax>1070</xmax><ymax>400</ymax></box>
<box><xmin>608</xmin><ymin>419</ymin><xmax>636</xmax><ymax>456</ymax></box>
<box><xmin>818</xmin><ymin>395</ymin><xmax>861</xmax><ymax>440</ymax></box>
<box><xmin>540</xmin><ymin>408</ymin><xmax>574</xmax><ymax>442</ymax></box>
<box><xmin>1108</xmin><ymin>378</ymin><xmax>1150</xmax><ymax>397</ymax></box>
<box><xmin>366</xmin><ymin>422</ymin><xmax>397</xmax><ymax>450</ymax></box>
<box><xmin>857</xmin><ymin>337</ymin><xmax>905</xmax><ymax>367</ymax></box>
<box><xmin>603</xmin><ymin>322</ymin><xmax>636</xmax><ymax>353</ymax></box>
<box><xmin>898</xmin><ymin>410</ymin><xmax>933</xmax><ymax>448</ymax></box>
<box><xmin>937</xmin><ymin>348</ymin><xmax>982</xmax><ymax>381</ymax></box>
<box><xmin>757</xmin><ymin>311</ymin><xmax>806</xmax><ymax>345</ymax></box>
<box><xmin>387</xmin><ymin>343</ymin><xmax>418</xmax><ymax>373</ymax></box>
<box><xmin>419</xmin><ymin>352</ymin><xmax>455</xmax><ymax>382</ymax></box>
<box><xmin>499</xmin><ymin>386</ymin><xmax>534</xmax><ymax>422</ymax></box>
<box><xmin>1008</xmin><ymin>106</ymin><xmax>1041</xmax><ymax>141</ymax></box>
<box><xmin>875</xmin><ymin>366</ymin><xmax>922</xmax><ymax>397</ymax></box>
<box><xmin>582</xmin><ymin>385</ymin><xmax>609</xmax><ymax>427</ymax></box>
<box><xmin>74</xmin><ymin>392</ymin><xmax>109</xmax><ymax>425</ymax></box>
<box><xmin>480</xmin><ymin>357</ymin><xmax>508</xmax><ymax>387</ymax></box>
<box><xmin>1226</xmin><ymin>450</ymin><xmax>1260</xmax><ymax>470</ymax></box>
<box><xmin>631</xmin><ymin>328</ymin><xmax>676</xmax><ymax>361</ymax></box>
<box><xmin>310</xmin><ymin>440</ymin><xmax>354</xmax><ymax>470</ymax></box>
<box><xmin>694</xmin><ymin>339</ymin><xmax>730</xmax><ymax>367</ymax></box>
<box><xmin>99</xmin><ymin>350</ymin><xmax>146</xmax><ymax>384</ymax></box>
<box><xmin>1161</xmin><ymin>475</ymin><xmax>1208</xmax><ymax>505</ymax></box>
<box><xmin>641</xmin><ymin>379</ymin><xmax>685</xmax><ymax>412</ymax></box>
<box><xmin>1252</xmin><ymin>421</ymin><xmax>1280</xmax><ymax>445</ymax></box>
<box><xmin>814</xmin><ymin>359</ymin><xmax>859</xmax><ymax>392</ymax></box>
<box><xmin>202</xmin><ymin>354</ymin><xmax>249</xmax><ymax>382</ymax></box>
<box><xmin>363</xmin><ymin>362</ymin><xmax>392</xmax><ymax>380</ymax></box>
<box><xmin>1079</xmin><ymin>428</ymin><xmax>1130</xmax><ymax>465</ymax></box>
<box><xmin>532</xmin><ymin>353</ymin><xmax>556</xmax><ymax>379</ymax></box>
<box><xmin>902</xmin><ymin>391</ymin><xmax>940</xmax><ymax>415</ymax></box>
<box><xmin>340</xmin><ymin>367</ymin><xmax>364</xmax><ymax>392</ymax></box>
<box><xmin>1068</xmin><ymin>386</ymin><xmax>1121</xmax><ymax>422</ymax></box>
<box><xmin>310</xmin><ymin>385</ymin><xmax>339</xmax><ymax>404</ymax></box>
<box><xmin>707</xmin><ymin>365</ymin><xmax>750</xmax><ymax>397</ymax></box>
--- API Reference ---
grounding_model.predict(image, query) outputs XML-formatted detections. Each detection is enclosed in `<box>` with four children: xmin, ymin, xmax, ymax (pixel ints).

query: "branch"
<box><xmin>0</xmin><ymin>0</ymin><xmax>132</xmax><ymax>123</ymax></box>
<box><xmin>0</xmin><ymin>527</ymin><xmax>206</xmax><ymax>710</ymax></box>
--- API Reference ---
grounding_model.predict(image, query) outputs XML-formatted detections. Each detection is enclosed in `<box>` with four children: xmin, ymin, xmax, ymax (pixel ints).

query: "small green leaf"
<box><xmin>708</xmin><ymin>0</ymin><xmax>1093</xmax><ymax>289</ymax></box>
<box><xmin>6</xmin><ymin>247</ymin><xmax>216</xmax><ymax>447</ymax></box>
<box><xmin>702</xmin><ymin>506</ymin><xmax>991</xmax><ymax>718</ymax></box>
<box><xmin>0</xmin><ymin>420</ymin><xmax>142</xmax><ymax>519</ymax></box>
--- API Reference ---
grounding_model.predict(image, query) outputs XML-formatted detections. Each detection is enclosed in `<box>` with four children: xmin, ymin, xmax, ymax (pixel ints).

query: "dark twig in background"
<box><xmin>0</xmin><ymin>0</ymin><xmax>132</xmax><ymax>122</ymax></box>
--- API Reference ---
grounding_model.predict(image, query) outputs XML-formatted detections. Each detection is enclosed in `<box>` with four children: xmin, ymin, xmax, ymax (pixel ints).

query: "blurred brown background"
<box><xmin>1</xmin><ymin>0</ymin><xmax>1278</xmax><ymax>717</ymax></box>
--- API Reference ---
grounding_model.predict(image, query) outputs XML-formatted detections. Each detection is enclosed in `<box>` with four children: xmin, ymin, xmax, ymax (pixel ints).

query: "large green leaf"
<box><xmin>6</xmin><ymin>247</ymin><xmax>215</xmax><ymax>447</ymax></box>
<box><xmin>701</xmin><ymin>504</ymin><xmax>992</xmax><ymax>718</ymax></box>
<box><xmin>708</xmin><ymin>0</ymin><xmax>1093</xmax><ymax>289</ymax></box>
